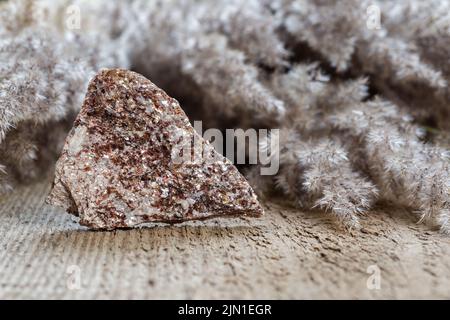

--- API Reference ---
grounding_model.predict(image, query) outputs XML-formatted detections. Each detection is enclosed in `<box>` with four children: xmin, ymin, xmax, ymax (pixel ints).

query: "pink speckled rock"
<box><xmin>46</xmin><ymin>69</ymin><xmax>263</xmax><ymax>230</ymax></box>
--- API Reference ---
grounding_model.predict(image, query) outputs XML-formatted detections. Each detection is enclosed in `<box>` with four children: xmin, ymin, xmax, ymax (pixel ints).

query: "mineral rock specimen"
<box><xmin>46</xmin><ymin>69</ymin><xmax>263</xmax><ymax>230</ymax></box>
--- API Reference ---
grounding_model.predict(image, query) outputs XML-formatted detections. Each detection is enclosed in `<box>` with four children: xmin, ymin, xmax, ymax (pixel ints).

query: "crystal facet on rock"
<box><xmin>46</xmin><ymin>69</ymin><xmax>263</xmax><ymax>230</ymax></box>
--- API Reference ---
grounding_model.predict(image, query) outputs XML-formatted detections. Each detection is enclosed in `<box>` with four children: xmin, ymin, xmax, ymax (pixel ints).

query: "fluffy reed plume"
<box><xmin>1</xmin><ymin>0</ymin><xmax>450</xmax><ymax>233</ymax></box>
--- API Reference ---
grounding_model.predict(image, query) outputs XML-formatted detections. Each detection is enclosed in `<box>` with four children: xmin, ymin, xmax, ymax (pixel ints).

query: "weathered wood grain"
<box><xmin>1</xmin><ymin>177</ymin><xmax>449</xmax><ymax>299</ymax></box>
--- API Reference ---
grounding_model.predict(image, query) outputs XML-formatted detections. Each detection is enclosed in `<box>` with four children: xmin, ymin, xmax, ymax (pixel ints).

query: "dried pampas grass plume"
<box><xmin>1</xmin><ymin>0</ymin><xmax>450</xmax><ymax>233</ymax></box>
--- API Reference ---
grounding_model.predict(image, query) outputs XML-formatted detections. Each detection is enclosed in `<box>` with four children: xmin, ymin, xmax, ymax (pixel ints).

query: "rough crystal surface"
<box><xmin>46</xmin><ymin>69</ymin><xmax>263</xmax><ymax>230</ymax></box>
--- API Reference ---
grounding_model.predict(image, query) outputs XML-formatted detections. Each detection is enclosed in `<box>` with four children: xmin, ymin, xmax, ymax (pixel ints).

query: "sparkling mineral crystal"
<box><xmin>46</xmin><ymin>69</ymin><xmax>263</xmax><ymax>230</ymax></box>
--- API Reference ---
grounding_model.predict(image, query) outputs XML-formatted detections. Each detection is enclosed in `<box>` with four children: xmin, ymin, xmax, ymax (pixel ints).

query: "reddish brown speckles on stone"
<box><xmin>46</xmin><ymin>69</ymin><xmax>263</xmax><ymax>230</ymax></box>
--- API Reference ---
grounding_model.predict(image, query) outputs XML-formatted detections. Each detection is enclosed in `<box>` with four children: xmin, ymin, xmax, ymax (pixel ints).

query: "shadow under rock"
<box><xmin>33</xmin><ymin>221</ymin><xmax>261</xmax><ymax>263</ymax></box>
<box><xmin>46</xmin><ymin>213</ymin><xmax>261</xmax><ymax>238</ymax></box>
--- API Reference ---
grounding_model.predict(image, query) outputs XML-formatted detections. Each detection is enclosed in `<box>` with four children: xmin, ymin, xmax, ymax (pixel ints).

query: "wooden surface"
<box><xmin>1</xmin><ymin>177</ymin><xmax>450</xmax><ymax>299</ymax></box>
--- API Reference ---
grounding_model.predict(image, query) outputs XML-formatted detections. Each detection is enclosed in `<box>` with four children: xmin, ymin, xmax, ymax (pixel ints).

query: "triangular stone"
<box><xmin>46</xmin><ymin>69</ymin><xmax>263</xmax><ymax>230</ymax></box>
